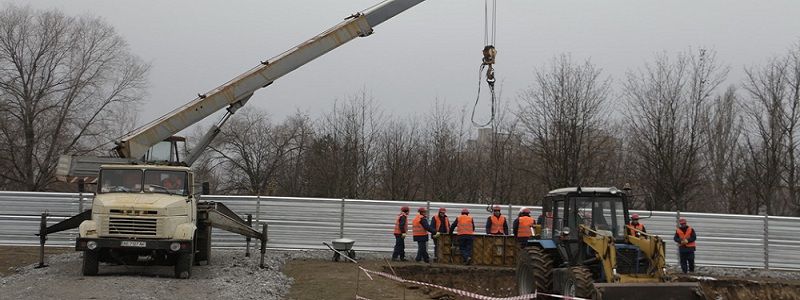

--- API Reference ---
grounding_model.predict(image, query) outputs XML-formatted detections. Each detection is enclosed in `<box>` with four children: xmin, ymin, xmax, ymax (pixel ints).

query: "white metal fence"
<box><xmin>1</xmin><ymin>191</ymin><xmax>798</xmax><ymax>270</ymax></box>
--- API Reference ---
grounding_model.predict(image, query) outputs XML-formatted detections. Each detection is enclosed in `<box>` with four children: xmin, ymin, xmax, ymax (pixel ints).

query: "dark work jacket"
<box><xmin>673</xmin><ymin>226</ymin><xmax>697</xmax><ymax>253</ymax></box>
<box><xmin>413</xmin><ymin>217</ymin><xmax>436</xmax><ymax>242</ymax></box>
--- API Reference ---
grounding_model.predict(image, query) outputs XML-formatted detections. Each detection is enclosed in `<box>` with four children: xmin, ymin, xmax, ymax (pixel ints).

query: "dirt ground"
<box><xmin>0</xmin><ymin>246</ymin><xmax>71</xmax><ymax>276</ymax></box>
<box><xmin>284</xmin><ymin>259</ymin><xmax>438</xmax><ymax>300</ymax></box>
<box><xmin>4</xmin><ymin>246</ymin><xmax>800</xmax><ymax>300</ymax></box>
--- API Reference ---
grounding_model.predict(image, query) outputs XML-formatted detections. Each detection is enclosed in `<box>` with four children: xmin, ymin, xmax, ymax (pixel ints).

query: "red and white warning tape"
<box><xmin>357</xmin><ymin>266</ymin><xmax>589</xmax><ymax>300</ymax></box>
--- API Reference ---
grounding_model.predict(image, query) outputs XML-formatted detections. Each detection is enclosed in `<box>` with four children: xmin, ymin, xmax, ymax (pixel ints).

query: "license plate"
<box><xmin>120</xmin><ymin>241</ymin><xmax>147</xmax><ymax>247</ymax></box>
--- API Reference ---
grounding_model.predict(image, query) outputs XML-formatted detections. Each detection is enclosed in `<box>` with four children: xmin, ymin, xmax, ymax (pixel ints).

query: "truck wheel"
<box><xmin>561</xmin><ymin>266</ymin><xmax>594</xmax><ymax>298</ymax></box>
<box><xmin>174</xmin><ymin>252</ymin><xmax>194</xmax><ymax>279</ymax></box>
<box><xmin>516</xmin><ymin>246</ymin><xmax>553</xmax><ymax>295</ymax></box>
<box><xmin>82</xmin><ymin>250</ymin><xmax>99</xmax><ymax>276</ymax></box>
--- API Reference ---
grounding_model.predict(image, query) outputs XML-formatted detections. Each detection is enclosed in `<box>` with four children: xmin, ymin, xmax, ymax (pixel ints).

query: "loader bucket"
<box><xmin>592</xmin><ymin>282</ymin><xmax>704</xmax><ymax>300</ymax></box>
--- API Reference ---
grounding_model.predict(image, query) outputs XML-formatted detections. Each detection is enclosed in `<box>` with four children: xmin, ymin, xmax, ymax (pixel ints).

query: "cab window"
<box><xmin>99</xmin><ymin>169</ymin><xmax>142</xmax><ymax>193</ymax></box>
<box><xmin>143</xmin><ymin>170</ymin><xmax>187</xmax><ymax>195</ymax></box>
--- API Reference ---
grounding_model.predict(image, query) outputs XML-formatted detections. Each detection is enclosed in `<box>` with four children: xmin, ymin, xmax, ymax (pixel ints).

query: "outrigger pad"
<box><xmin>593</xmin><ymin>282</ymin><xmax>705</xmax><ymax>300</ymax></box>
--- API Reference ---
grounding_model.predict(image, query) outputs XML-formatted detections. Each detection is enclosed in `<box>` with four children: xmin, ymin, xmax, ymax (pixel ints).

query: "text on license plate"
<box><xmin>120</xmin><ymin>241</ymin><xmax>146</xmax><ymax>247</ymax></box>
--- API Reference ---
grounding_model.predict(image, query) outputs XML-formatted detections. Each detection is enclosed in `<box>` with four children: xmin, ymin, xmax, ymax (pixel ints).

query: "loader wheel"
<box><xmin>561</xmin><ymin>266</ymin><xmax>595</xmax><ymax>298</ymax></box>
<box><xmin>516</xmin><ymin>246</ymin><xmax>553</xmax><ymax>295</ymax></box>
<box><xmin>82</xmin><ymin>250</ymin><xmax>99</xmax><ymax>276</ymax></box>
<box><xmin>174</xmin><ymin>252</ymin><xmax>194</xmax><ymax>279</ymax></box>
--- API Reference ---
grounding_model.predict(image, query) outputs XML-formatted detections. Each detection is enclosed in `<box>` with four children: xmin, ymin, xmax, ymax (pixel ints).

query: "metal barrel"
<box><xmin>593</xmin><ymin>282</ymin><xmax>705</xmax><ymax>300</ymax></box>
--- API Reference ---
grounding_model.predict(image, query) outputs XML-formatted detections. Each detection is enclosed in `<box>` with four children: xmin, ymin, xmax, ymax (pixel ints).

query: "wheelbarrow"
<box><xmin>327</xmin><ymin>238</ymin><xmax>356</xmax><ymax>262</ymax></box>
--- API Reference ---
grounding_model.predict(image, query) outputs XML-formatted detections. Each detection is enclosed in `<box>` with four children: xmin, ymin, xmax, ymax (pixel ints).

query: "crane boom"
<box><xmin>116</xmin><ymin>0</ymin><xmax>426</xmax><ymax>160</ymax></box>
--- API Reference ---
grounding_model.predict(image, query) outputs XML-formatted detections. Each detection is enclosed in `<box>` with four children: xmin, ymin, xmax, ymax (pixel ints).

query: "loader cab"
<box><xmin>542</xmin><ymin>187</ymin><xmax>630</xmax><ymax>266</ymax></box>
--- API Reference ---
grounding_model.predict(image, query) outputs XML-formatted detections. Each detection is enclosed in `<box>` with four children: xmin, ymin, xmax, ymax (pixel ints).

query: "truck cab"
<box><xmin>76</xmin><ymin>164</ymin><xmax>197</xmax><ymax>278</ymax></box>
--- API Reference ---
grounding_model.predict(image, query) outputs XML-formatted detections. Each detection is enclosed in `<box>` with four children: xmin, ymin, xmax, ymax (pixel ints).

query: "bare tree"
<box><xmin>0</xmin><ymin>6</ymin><xmax>149</xmax><ymax>190</ymax></box>
<box><xmin>784</xmin><ymin>42</ymin><xmax>800</xmax><ymax>216</ymax></box>
<box><xmin>376</xmin><ymin>117</ymin><xmax>424</xmax><ymax>200</ymax></box>
<box><xmin>517</xmin><ymin>54</ymin><xmax>612</xmax><ymax>189</ymax></box>
<box><xmin>307</xmin><ymin>91</ymin><xmax>383</xmax><ymax>198</ymax></box>
<box><xmin>700</xmin><ymin>87</ymin><xmax>743</xmax><ymax>212</ymax></box>
<box><xmin>422</xmin><ymin>101</ymin><xmax>474</xmax><ymax>202</ymax></box>
<box><xmin>625</xmin><ymin>49</ymin><xmax>728</xmax><ymax>211</ymax></box>
<box><xmin>742</xmin><ymin>42</ymin><xmax>800</xmax><ymax>216</ymax></box>
<box><xmin>209</xmin><ymin>108</ymin><xmax>303</xmax><ymax>195</ymax></box>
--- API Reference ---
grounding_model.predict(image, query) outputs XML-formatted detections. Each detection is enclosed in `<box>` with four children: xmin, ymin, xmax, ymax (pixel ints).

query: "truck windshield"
<box><xmin>572</xmin><ymin>196</ymin><xmax>626</xmax><ymax>239</ymax></box>
<box><xmin>144</xmin><ymin>170</ymin><xmax>187</xmax><ymax>195</ymax></box>
<box><xmin>99</xmin><ymin>169</ymin><xmax>143</xmax><ymax>193</ymax></box>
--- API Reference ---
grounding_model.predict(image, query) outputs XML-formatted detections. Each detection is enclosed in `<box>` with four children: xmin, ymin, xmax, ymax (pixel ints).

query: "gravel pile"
<box><xmin>0</xmin><ymin>250</ymin><xmax>293</xmax><ymax>299</ymax></box>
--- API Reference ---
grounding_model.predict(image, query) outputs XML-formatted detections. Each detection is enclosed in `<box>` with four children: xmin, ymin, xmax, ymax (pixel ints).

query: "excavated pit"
<box><xmin>387</xmin><ymin>264</ymin><xmax>800</xmax><ymax>300</ymax></box>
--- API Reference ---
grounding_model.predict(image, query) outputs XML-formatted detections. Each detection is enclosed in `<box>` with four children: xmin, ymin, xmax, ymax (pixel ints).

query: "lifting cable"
<box><xmin>471</xmin><ymin>0</ymin><xmax>498</xmax><ymax>128</ymax></box>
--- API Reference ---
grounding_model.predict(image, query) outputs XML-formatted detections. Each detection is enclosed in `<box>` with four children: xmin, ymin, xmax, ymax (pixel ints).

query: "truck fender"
<box><xmin>79</xmin><ymin>220</ymin><xmax>98</xmax><ymax>238</ymax></box>
<box><xmin>174</xmin><ymin>222</ymin><xmax>197</xmax><ymax>240</ymax></box>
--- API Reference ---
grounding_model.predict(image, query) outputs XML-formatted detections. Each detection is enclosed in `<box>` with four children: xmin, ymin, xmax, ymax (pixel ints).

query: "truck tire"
<box><xmin>561</xmin><ymin>266</ymin><xmax>595</xmax><ymax>298</ymax></box>
<box><xmin>516</xmin><ymin>245</ymin><xmax>553</xmax><ymax>295</ymax></box>
<box><xmin>174</xmin><ymin>252</ymin><xmax>194</xmax><ymax>279</ymax></box>
<box><xmin>82</xmin><ymin>250</ymin><xmax>99</xmax><ymax>276</ymax></box>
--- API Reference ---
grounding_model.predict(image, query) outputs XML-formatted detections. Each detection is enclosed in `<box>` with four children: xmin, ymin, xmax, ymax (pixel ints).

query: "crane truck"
<box><xmin>44</xmin><ymin>0</ymin><xmax>433</xmax><ymax>280</ymax></box>
<box><xmin>44</xmin><ymin>1</ymin><xmax>703</xmax><ymax>298</ymax></box>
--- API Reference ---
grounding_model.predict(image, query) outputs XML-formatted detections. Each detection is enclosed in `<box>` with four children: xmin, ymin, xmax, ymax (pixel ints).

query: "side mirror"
<box><xmin>201</xmin><ymin>182</ymin><xmax>210</xmax><ymax>195</ymax></box>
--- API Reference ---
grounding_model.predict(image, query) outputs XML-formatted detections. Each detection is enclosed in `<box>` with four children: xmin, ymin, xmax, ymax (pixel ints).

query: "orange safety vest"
<box><xmin>489</xmin><ymin>215</ymin><xmax>506</xmax><ymax>234</ymax></box>
<box><xmin>393</xmin><ymin>213</ymin><xmax>408</xmax><ymax>234</ymax></box>
<box><xmin>412</xmin><ymin>214</ymin><xmax>428</xmax><ymax>236</ymax></box>
<box><xmin>517</xmin><ymin>216</ymin><xmax>534</xmax><ymax>237</ymax></box>
<box><xmin>456</xmin><ymin>215</ymin><xmax>474</xmax><ymax>235</ymax></box>
<box><xmin>627</xmin><ymin>223</ymin><xmax>645</xmax><ymax>236</ymax></box>
<box><xmin>676</xmin><ymin>226</ymin><xmax>696</xmax><ymax>248</ymax></box>
<box><xmin>433</xmin><ymin>215</ymin><xmax>449</xmax><ymax>233</ymax></box>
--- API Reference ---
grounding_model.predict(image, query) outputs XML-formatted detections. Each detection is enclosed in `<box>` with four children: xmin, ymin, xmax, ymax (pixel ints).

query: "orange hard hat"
<box><xmin>401</xmin><ymin>206</ymin><xmax>409</xmax><ymax>212</ymax></box>
<box><xmin>492</xmin><ymin>205</ymin><xmax>501</xmax><ymax>211</ymax></box>
<box><xmin>631</xmin><ymin>214</ymin><xmax>640</xmax><ymax>220</ymax></box>
<box><xmin>461</xmin><ymin>208</ymin><xmax>470</xmax><ymax>214</ymax></box>
<box><xmin>418</xmin><ymin>207</ymin><xmax>427</xmax><ymax>213</ymax></box>
<box><xmin>438</xmin><ymin>207</ymin><xmax>447</xmax><ymax>213</ymax></box>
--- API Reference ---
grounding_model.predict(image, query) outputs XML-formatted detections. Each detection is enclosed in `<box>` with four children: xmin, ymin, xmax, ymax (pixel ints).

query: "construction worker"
<box><xmin>485</xmin><ymin>205</ymin><xmax>508</xmax><ymax>235</ymax></box>
<box><xmin>412</xmin><ymin>207</ymin><xmax>435</xmax><ymax>263</ymax></box>
<box><xmin>513</xmin><ymin>208</ymin><xmax>535</xmax><ymax>247</ymax></box>
<box><xmin>449</xmin><ymin>208</ymin><xmax>475</xmax><ymax>265</ymax></box>
<box><xmin>430</xmin><ymin>207</ymin><xmax>450</xmax><ymax>262</ymax></box>
<box><xmin>392</xmin><ymin>206</ymin><xmax>410</xmax><ymax>261</ymax></box>
<box><xmin>674</xmin><ymin>218</ymin><xmax>697</xmax><ymax>274</ymax></box>
<box><xmin>626</xmin><ymin>214</ymin><xmax>646</xmax><ymax>237</ymax></box>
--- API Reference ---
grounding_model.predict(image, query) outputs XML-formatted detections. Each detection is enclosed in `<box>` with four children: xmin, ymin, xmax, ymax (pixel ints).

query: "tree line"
<box><xmin>2</xmin><ymin>6</ymin><xmax>799</xmax><ymax>216</ymax></box>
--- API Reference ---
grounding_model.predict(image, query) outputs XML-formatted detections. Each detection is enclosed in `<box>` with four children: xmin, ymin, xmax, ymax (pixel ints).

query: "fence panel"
<box><xmin>1</xmin><ymin>191</ymin><xmax>798</xmax><ymax>270</ymax></box>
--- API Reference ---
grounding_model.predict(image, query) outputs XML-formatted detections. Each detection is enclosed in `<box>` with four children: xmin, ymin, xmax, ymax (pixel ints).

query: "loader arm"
<box><xmin>578</xmin><ymin>224</ymin><xmax>618</xmax><ymax>283</ymax></box>
<box><xmin>625</xmin><ymin>229</ymin><xmax>667</xmax><ymax>278</ymax></box>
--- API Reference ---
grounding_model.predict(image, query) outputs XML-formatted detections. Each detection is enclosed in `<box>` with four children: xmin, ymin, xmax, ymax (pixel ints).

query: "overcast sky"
<box><xmin>6</xmin><ymin>0</ymin><xmax>800</xmax><ymax>132</ymax></box>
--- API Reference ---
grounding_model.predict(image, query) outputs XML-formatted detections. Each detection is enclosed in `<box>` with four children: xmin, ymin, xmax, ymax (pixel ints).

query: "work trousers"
<box><xmin>679</xmin><ymin>250</ymin><xmax>695</xmax><ymax>273</ymax></box>
<box><xmin>415</xmin><ymin>240</ymin><xmax>429</xmax><ymax>262</ymax></box>
<box><xmin>392</xmin><ymin>235</ymin><xmax>405</xmax><ymax>259</ymax></box>
<box><xmin>458</xmin><ymin>235</ymin><xmax>474</xmax><ymax>262</ymax></box>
